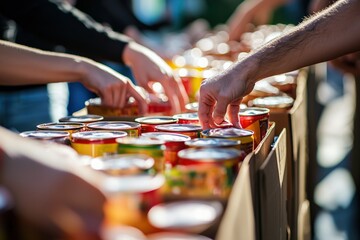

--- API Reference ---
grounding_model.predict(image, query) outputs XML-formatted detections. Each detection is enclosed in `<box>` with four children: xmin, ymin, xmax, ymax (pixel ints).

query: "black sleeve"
<box><xmin>0</xmin><ymin>0</ymin><xmax>132</xmax><ymax>63</ymax></box>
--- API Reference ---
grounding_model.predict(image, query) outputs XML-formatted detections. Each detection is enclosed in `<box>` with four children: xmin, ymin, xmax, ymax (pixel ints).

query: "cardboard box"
<box><xmin>216</xmin><ymin>122</ymin><xmax>276</xmax><ymax>240</ymax></box>
<box><xmin>268</xmin><ymin>69</ymin><xmax>309</xmax><ymax>240</ymax></box>
<box><xmin>258</xmin><ymin>129</ymin><xmax>287</xmax><ymax>240</ymax></box>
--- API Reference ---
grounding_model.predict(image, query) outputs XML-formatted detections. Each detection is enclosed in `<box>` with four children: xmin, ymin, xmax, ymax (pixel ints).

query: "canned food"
<box><xmin>71</xmin><ymin>131</ymin><xmax>127</xmax><ymax>157</ymax></box>
<box><xmin>117</xmin><ymin>138</ymin><xmax>165</xmax><ymax>172</ymax></box>
<box><xmin>185</xmin><ymin>102</ymin><xmax>198</xmax><ymax>112</ymax></box>
<box><xmin>175</xmin><ymin>68</ymin><xmax>203</xmax><ymax>102</ymax></box>
<box><xmin>135</xmin><ymin>116</ymin><xmax>177</xmax><ymax>133</ymax></box>
<box><xmin>37</xmin><ymin>122</ymin><xmax>85</xmax><ymax>137</ymax></box>
<box><xmin>173</xmin><ymin>113</ymin><xmax>200</xmax><ymax>125</ymax></box>
<box><xmin>252</xmin><ymin>95</ymin><xmax>294</xmax><ymax>111</ymax></box>
<box><xmin>164</xmin><ymin>148</ymin><xmax>242</xmax><ymax>198</ymax></box>
<box><xmin>155</xmin><ymin>124</ymin><xmax>202</xmax><ymax>139</ymax></box>
<box><xmin>239</xmin><ymin>107</ymin><xmax>270</xmax><ymax>148</ymax></box>
<box><xmin>185</xmin><ymin>138</ymin><xmax>241</xmax><ymax>150</ymax></box>
<box><xmin>88</xmin><ymin>121</ymin><xmax>141</xmax><ymax>137</ymax></box>
<box><xmin>103</xmin><ymin>174</ymin><xmax>164</xmax><ymax>228</ymax></box>
<box><xmin>201</xmin><ymin>127</ymin><xmax>254</xmax><ymax>156</ymax></box>
<box><xmin>20</xmin><ymin>131</ymin><xmax>70</xmax><ymax>145</ymax></box>
<box><xmin>86</xmin><ymin>97</ymin><xmax>172</xmax><ymax>117</ymax></box>
<box><xmin>91</xmin><ymin>154</ymin><xmax>155</xmax><ymax>176</ymax></box>
<box><xmin>59</xmin><ymin>114</ymin><xmax>104</xmax><ymax>123</ymax></box>
<box><xmin>147</xmin><ymin>201</ymin><xmax>222</xmax><ymax>233</ymax></box>
<box><xmin>142</xmin><ymin>132</ymin><xmax>191</xmax><ymax>167</ymax></box>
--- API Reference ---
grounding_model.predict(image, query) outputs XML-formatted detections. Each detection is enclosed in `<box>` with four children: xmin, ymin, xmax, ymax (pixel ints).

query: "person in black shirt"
<box><xmin>0</xmin><ymin>0</ymin><xmax>188</xmax><ymax>131</ymax></box>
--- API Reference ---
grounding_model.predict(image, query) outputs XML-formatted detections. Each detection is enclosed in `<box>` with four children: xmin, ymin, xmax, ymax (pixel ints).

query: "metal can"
<box><xmin>117</xmin><ymin>138</ymin><xmax>165</xmax><ymax>172</ymax></box>
<box><xmin>239</xmin><ymin>107</ymin><xmax>270</xmax><ymax>148</ymax></box>
<box><xmin>165</xmin><ymin>148</ymin><xmax>242</xmax><ymax>199</ymax></box>
<box><xmin>185</xmin><ymin>102</ymin><xmax>198</xmax><ymax>112</ymax></box>
<box><xmin>155</xmin><ymin>124</ymin><xmax>202</xmax><ymax>139</ymax></box>
<box><xmin>20</xmin><ymin>130</ymin><xmax>71</xmax><ymax>145</ymax></box>
<box><xmin>71</xmin><ymin>130</ymin><xmax>127</xmax><ymax>157</ymax></box>
<box><xmin>103</xmin><ymin>174</ymin><xmax>164</xmax><ymax>229</ymax></box>
<box><xmin>201</xmin><ymin>127</ymin><xmax>254</xmax><ymax>156</ymax></box>
<box><xmin>185</xmin><ymin>138</ymin><xmax>241</xmax><ymax>150</ymax></box>
<box><xmin>88</xmin><ymin>121</ymin><xmax>141</xmax><ymax>137</ymax></box>
<box><xmin>59</xmin><ymin>114</ymin><xmax>104</xmax><ymax>130</ymax></box>
<box><xmin>37</xmin><ymin>122</ymin><xmax>85</xmax><ymax>137</ymax></box>
<box><xmin>252</xmin><ymin>95</ymin><xmax>294</xmax><ymax>112</ymax></box>
<box><xmin>135</xmin><ymin>116</ymin><xmax>177</xmax><ymax>133</ymax></box>
<box><xmin>90</xmin><ymin>154</ymin><xmax>155</xmax><ymax>176</ymax></box>
<box><xmin>141</xmin><ymin>132</ymin><xmax>191</xmax><ymax>167</ymax></box>
<box><xmin>173</xmin><ymin>113</ymin><xmax>200</xmax><ymax>125</ymax></box>
<box><xmin>147</xmin><ymin>201</ymin><xmax>223</xmax><ymax>233</ymax></box>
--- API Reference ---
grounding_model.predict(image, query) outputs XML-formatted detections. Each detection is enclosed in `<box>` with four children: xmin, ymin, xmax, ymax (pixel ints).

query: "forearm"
<box><xmin>239</xmin><ymin>0</ymin><xmax>360</xmax><ymax>81</ymax></box>
<box><xmin>0</xmin><ymin>40</ymin><xmax>88</xmax><ymax>85</ymax></box>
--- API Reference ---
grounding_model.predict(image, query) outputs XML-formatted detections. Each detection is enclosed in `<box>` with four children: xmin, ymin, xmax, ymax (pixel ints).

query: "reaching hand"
<box><xmin>79</xmin><ymin>60</ymin><xmax>148</xmax><ymax>114</ymax></box>
<box><xmin>198</xmin><ymin>62</ymin><xmax>256</xmax><ymax>129</ymax></box>
<box><xmin>123</xmin><ymin>42</ymin><xmax>189</xmax><ymax>114</ymax></box>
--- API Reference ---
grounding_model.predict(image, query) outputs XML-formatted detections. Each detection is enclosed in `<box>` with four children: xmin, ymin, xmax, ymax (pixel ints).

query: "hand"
<box><xmin>123</xmin><ymin>42</ymin><xmax>189</xmax><ymax>114</ymax></box>
<box><xmin>198</xmin><ymin>62</ymin><xmax>256</xmax><ymax>129</ymax></box>
<box><xmin>0</xmin><ymin>128</ymin><xmax>106</xmax><ymax>239</ymax></box>
<box><xmin>330</xmin><ymin>52</ymin><xmax>360</xmax><ymax>76</ymax></box>
<box><xmin>80</xmin><ymin>60</ymin><xmax>148</xmax><ymax>114</ymax></box>
<box><xmin>227</xmin><ymin>0</ymin><xmax>286</xmax><ymax>41</ymax></box>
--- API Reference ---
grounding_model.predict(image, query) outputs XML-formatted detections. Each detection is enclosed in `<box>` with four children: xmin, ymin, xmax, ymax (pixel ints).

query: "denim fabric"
<box><xmin>0</xmin><ymin>86</ymin><xmax>51</xmax><ymax>132</ymax></box>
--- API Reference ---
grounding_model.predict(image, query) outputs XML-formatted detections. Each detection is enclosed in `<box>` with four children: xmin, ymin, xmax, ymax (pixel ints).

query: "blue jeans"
<box><xmin>0</xmin><ymin>86</ymin><xmax>51</xmax><ymax>132</ymax></box>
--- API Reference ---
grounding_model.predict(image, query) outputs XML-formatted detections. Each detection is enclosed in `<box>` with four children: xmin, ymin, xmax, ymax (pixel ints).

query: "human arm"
<box><xmin>199</xmin><ymin>0</ymin><xmax>360</xmax><ymax>129</ymax></box>
<box><xmin>0</xmin><ymin>40</ymin><xmax>147</xmax><ymax>113</ymax></box>
<box><xmin>227</xmin><ymin>0</ymin><xmax>288</xmax><ymax>41</ymax></box>
<box><xmin>0</xmin><ymin>126</ymin><xmax>105</xmax><ymax>239</ymax></box>
<box><xmin>0</xmin><ymin>0</ymin><xmax>188</xmax><ymax>113</ymax></box>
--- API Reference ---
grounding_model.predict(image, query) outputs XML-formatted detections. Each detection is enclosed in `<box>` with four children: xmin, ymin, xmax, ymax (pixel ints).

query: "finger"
<box><xmin>213</xmin><ymin>97</ymin><xmax>230</xmax><ymax>125</ymax></box>
<box><xmin>117</xmin><ymin>86</ymin><xmax>127</xmax><ymax>109</ymax></box>
<box><xmin>198</xmin><ymin>102</ymin><xmax>212</xmax><ymax>130</ymax></box>
<box><xmin>127</xmin><ymin>82</ymin><xmax>148</xmax><ymax>115</ymax></box>
<box><xmin>99</xmin><ymin>89</ymin><xmax>113</xmax><ymax>108</ymax></box>
<box><xmin>111</xmin><ymin>82</ymin><xmax>123</xmax><ymax>109</ymax></box>
<box><xmin>226</xmin><ymin>100</ymin><xmax>242</xmax><ymax>128</ymax></box>
<box><xmin>160</xmin><ymin>76</ymin><xmax>181</xmax><ymax>114</ymax></box>
<box><xmin>133</xmin><ymin>72</ymin><xmax>155</xmax><ymax>94</ymax></box>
